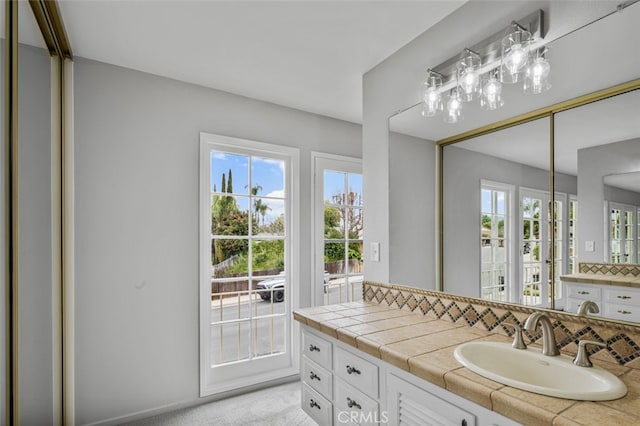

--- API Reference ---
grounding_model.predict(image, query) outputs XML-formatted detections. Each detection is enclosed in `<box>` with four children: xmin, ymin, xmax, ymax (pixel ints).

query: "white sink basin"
<box><xmin>454</xmin><ymin>342</ymin><xmax>627</xmax><ymax>401</ymax></box>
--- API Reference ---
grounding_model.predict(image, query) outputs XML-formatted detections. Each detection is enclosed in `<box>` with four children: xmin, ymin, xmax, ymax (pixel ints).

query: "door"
<box><xmin>200</xmin><ymin>134</ymin><xmax>299</xmax><ymax>395</ymax></box>
<box><xmin>313</xmin><ymin>154</ymin><xmax>363</xmax><ymax>306</ymax></box>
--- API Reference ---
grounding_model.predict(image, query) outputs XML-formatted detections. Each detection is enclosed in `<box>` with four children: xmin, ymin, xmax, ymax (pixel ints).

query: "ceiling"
<box><xmin>390</xmin><ymin>1</ymin><xmax>640</xmax><ymax>176</ymax></box>
<box><xmin>55</xmin><ymin>0</ymin><xmax>466</xmax><ymax>124</ymax></box>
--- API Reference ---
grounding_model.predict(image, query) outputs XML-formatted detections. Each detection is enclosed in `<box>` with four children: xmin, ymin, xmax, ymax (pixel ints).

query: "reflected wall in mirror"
<box><xmin>555</xmin><ymin>88</ymin><xmax>640</xmax><ymax>323</ymax></box>
<box><xmin>442</xmin><ymin>117</ymin><xmax>565</xmax><ymax>309</ymax></box>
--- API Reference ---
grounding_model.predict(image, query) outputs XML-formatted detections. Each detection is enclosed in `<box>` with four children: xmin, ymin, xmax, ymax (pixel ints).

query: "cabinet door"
<box><xmin>386</xmin><ymin>373</ymin><xmax>475</xmax><ymax>426</ymax></box>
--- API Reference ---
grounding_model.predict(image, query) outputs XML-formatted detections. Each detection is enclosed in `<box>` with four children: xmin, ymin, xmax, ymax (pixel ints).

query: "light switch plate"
<box><xmin>370</xmin><ymin>242</ymin><xmax>380</xmax><ymax>262</ymax></box>
<box><xmin>585</xmin><ymin>241</ymin><xmax>595</xmax><ymax>252</ymax></box>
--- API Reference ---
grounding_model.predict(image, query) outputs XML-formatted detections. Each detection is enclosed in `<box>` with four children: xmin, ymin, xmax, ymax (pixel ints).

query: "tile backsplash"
<box><xmin>579</xmin><ymin>262</ymin><xmax>640</xmax><ymax>277</ymax></box>
<box><xmin>363</xmin><ymin>281</ymin><xmax>640</xmax><ymax>368</ymax></box>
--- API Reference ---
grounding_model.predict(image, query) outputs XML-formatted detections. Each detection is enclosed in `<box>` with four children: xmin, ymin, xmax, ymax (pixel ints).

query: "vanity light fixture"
<box><xmin>523</xmin><ymin>47</ymin><xmax>551</xmax><ymax>94</ymax></box>
<box><xmin>501</xmin><ymin>22</ymin><xmax>532</xmax><ymax>84</ymax></box>
<box><xmin>420</xmin><ymin>69</ymin><xmax>444</xmax><ymax>117</ymax></box>
<box><xmin>419</xmin><ymin>10</ymin><xmax>548</xmax><ymax>123</ymax></box>
<box><xmin>480</xmin><ymin>70</ymin><xmax>504</xmax><ymax>110</ymax></box>
<box><xmin>457</xmin><ymin>49</ymin><xmax>482</xmax><ymax>102</ymax></box>
<box><xmin>444</xmin><ymin>89</ymin><xmax>463</xmax><ymax>123</ymax></box>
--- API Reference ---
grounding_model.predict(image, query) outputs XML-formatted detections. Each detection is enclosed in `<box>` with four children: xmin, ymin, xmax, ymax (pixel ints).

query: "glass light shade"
<box><xmin>523</xmin><ymin>55</ymin><xmax>551</xmax><ymax>94</ymax></box>
<box><xmin>480</xmin><ymin>74</ymin><xmax>504</xmax><ymax>110</ymax></box>
<box><xmin>457</xmin><ymin>51</ymin><xmax>481</xmax><ymax>102</ymax></box>
<box><xmin>420</xmin><ymin>72</ymin><xmax>443</xmax><ymax>117</ymax></box>
<box><xmin>501</xmin><ymin>28</ymin><xmax>531</xmax><ymax>84</ymax></box>
<box><xmin>444</xmin><ymin>90</ymin><xmax>463</xmax><ymax>123</ymax></box>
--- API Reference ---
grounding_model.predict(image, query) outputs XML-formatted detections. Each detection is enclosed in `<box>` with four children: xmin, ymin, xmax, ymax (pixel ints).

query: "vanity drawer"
<box><xmin>334</xmin><ymin>378</ymin><xmax>379</xmax><ymax>426</ymax></box>
<box><xmin>302</xmin><ymin>355</ymin><xmax>333</xmax><ymax>399</ymax></box>
<box><xmin>603</xmin><ymin>287</ymin><xmax>640</xmax><ymax>306</ymax></box>
<box><xmin>302</xmin><ymin>382</ymin><xmax>333</xmax><ymax>426</ymax></box>
<box><xmin>303</xmin><ymin>329</ymin><xmax>332</xmax><ymax>370</ymax></box>
<box><xmin>334</xmin><ymin>346</ymin><xmax>379</xmax><ymax>399</ymax></box>
<box><xmin>566</xmin><ymin>283</ymin><xmax>601</xmax><ymax>300</ymax></box>
<box><xmin>603</xmin><ymin>303</ymin><xmax>640</xmax><ymax>322</ymax></box>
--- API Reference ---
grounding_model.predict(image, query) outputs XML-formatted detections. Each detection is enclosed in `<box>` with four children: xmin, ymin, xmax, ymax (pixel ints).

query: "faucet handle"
<box><xmin>573</xmin><ymin>340</ymin><xmax>607</xmax><ymax>367</ymax></box>
<box><xmin>503</xmin><ymin>323</ymin><xmax>527</xmax><ymax>350</ymax></box>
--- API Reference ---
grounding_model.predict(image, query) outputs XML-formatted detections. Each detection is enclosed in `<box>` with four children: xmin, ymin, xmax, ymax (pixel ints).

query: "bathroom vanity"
<box><xmin>561</xmin><ymin>262</ymin><xmax>640</xmax><ymax>322</ymax></box>
<box><xmin>294</xmin><ymin>282</ymin><xmax>640</xmax><ymax>426</ymax></box>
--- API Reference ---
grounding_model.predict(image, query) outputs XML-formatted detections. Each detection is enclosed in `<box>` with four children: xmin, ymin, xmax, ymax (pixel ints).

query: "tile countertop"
<box><xmin>293</xmin><ymin>301</ymin><xmax>640</xmax><ymax>426</ymax></box>
<box><xmin>560</xmin><ymin>273</ymin><xmax>640</xmax><ymax>289</ymax></box>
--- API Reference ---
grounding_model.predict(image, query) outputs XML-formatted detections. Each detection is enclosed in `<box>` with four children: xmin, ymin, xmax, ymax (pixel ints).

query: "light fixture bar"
<box><xmin>430</xmin><ymin>10</ymin><xmax>544</xmax><ymax>91</ymax></box>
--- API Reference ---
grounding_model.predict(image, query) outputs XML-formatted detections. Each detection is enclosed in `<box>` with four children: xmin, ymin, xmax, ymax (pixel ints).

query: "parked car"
<box><xmin>256</xmin><ymin>271</ymin><xmax>330</xmax><ymax>302</ymax></box>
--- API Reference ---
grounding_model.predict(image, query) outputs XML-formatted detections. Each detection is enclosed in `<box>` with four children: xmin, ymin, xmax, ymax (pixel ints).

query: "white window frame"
<box><xmin>199</xmin><ymin>132</ymin><xmax>300</xmax><ymax>397</ymax></box>
<box><xmin>311</xmin><ymin>152</ymin><xmax>362</xmax><ymax>307</ymax></box>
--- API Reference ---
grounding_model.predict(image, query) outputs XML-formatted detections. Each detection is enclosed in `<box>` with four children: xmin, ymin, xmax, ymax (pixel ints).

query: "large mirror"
<box><xmin>388</xmin><ymin>2</ymin><xmax>640</xmax><ymax>323</ymax></box>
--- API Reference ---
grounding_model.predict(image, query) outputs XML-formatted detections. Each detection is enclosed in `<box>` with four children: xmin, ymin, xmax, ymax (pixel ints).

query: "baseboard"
<box><xmin>81</xmin><ymin>374</ymin><xmax>300</xmax><ymax>426</ymax></box>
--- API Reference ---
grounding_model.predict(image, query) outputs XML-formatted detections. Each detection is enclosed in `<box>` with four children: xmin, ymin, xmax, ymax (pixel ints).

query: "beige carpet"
<box><xmin>126</xmin><ymin>381</ymin><xmax>316</xmax><ymax>426</ymax></box>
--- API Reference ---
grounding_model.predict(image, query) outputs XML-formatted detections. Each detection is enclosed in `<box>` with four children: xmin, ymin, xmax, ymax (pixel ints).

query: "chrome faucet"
<box><xmin>524</xmin><ymin>312</ymin><xmax>560</xmax><ymax>356</ymax></box>
<box><xmin>577</xmin><ymin>300</ymin><xmax>600</xmax><ymax>316</ymax></box>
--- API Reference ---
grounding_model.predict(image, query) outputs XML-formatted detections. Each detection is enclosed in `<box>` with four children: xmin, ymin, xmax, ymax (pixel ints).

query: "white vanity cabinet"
<box><xmin>300</xmin><ymin>326</ymin><xmax>519</xmax><ymax>426</ymax></box>
<box><xmin>563</xmin><ymin>281</ymin><xmax>640</xmax><ymax>322</ymax></box>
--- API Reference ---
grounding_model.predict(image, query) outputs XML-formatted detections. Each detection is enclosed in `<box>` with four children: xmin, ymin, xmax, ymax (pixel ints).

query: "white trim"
<box><xmin>199</xmin><ymin>132</ymin><xmax>300</xmax><ymax>397</ymax></box>
<box><xmin>310</xmin><ymin>152</ymin><xmax>362</xmax><ymax>306</ymax></box>
<box><xmin>63</xmin><ymin>58</ymin><xmax>75</xmax><ymax>426</ymax></box>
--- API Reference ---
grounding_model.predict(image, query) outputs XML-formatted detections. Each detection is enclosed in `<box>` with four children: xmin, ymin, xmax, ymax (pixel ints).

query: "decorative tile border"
<box><xmin>363</xmin><ymin>281</ymin><xmax>640</xmax><ymax>367</ymax></box>
<box><xmin>579</xmin><ymin>262</ymin><xmax>640</xmax><ymax>277</ymax></box>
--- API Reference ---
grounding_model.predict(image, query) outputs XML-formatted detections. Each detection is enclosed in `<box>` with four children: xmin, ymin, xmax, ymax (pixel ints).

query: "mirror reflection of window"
<box><xmin>480</xmin><ymin>182</ymin><xmax>510</xmax><ymax>302</ymax></box>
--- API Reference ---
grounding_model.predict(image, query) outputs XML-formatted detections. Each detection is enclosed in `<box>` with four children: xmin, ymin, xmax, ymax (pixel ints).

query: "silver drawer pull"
<box><xmin>309</xmin><ymin>399</ymin><xmax>321</xmax><ymax>410</ymax></box>
<box><xmin>309</xmin><ymin>371</ymin><xmax>321</xmax><ymax>381</ymax></box>
<box><xmin>346</xmin><ymin>365</ymin><xmax>361</xmax><ymax>375</ymax></box>
<box><xmin>347</xmin><ymin>397</ymin><xmax>362</xmax><ymax>410</ymax></box>
<box><xmin>617</xmin><ymin>295</ymin><xmax>632</xmax><ymax>300</ymax></box>
<box><xmin>617</xmin><ymin>310</ymin><xmax>632</xmax><ymax>315</ymax></box>
<box><xmin>308</xmin><ymin>344</ymin><xmax>320</xmax><ymax>352</ymax></box>
<box><xmin>577</xmin><ymin>291</ymin><xmax>590</xmax><ymax>295</ymax></box>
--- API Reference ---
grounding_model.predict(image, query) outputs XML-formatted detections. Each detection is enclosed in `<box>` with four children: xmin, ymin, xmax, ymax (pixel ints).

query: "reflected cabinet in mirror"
<box><xmin>388</xmin><ymin>3</ymin><xmax>640</xmax><ymax>325</ymax></box>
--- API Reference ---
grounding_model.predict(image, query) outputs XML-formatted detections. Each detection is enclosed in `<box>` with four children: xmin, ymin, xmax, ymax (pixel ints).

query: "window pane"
<box><xmin>324</xmin><ymin>171</ymin><xmax>346</xmax><ymax>204</ymax></box>
<box><xmin>212</xmin><ymin>196</ymin><xmax>250</xmax><ymax>236</ymax></box>
<box><xmin>253</xmin><ymin>317</ymin><xmax>286</xmax><ymax>358</ymax></box>
<box><xmin>346</xmin><ymin>207</ymin><xmax>363</xmax><ymax>239</ymax></box>
<box><xmin>251</xmin><ymin>157</ymin><xmax>285</xmax><ymax>197</ymax></box>
<box><xmin>210</xmin><ymin>285</ymin><xmax>251</xmax><ymax>322</ymax></box>
<box><xmin>252</xmin><ymin>240</ymin><xmax>285</xmax><ymax>273</ymax></box>
<box><xmin>212</xmin><ymin>239</ymin><xmax>249</xmax><ymax>277</ymax></box>
<box><xmin>211</xmin><ymin>152</ymin><xmax>249</xmax><ymax>195</ymax></box>
<box><xmin>348</xmin><ymin>174</ymin><xmax>363</xmax><ymax>206</ymax></box>
<box><xmin>252</xmin><ymin>198</ymin><xmax>285</xmax><ymax>236</ymax></box>
<box><xmin>210</xmin><ymin>322</ymin><xmax>250</xmax><ymax>366</ymax></box>
<box><xmin>324</xmin><ymin>206</ymin><xmax>344</xmax><ymax>239</ymax></box>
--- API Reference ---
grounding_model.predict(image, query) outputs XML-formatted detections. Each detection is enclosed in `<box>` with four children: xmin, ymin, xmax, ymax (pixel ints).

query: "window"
<box><xmin>200</xmin><ymin>133</ymin><xmax>299</xmax><ymax>396</ymax></box>
<box><xmin>313</xmin><ymin>154</ymin><xmax>363</xmax><ymax>306</ymax></box>
<box><xmin>568</xmin><ymin>197</ymin><xmax>578</xmax><ymax>274</ymax></box>
<box><xmin>480</xmin><ymin>181</ymin><xmax>511</xmax><ymax>302</ymax></box>
<box><xmin>609</xmin><ymin>202</ymin><xmax>638</xmax><ymax>264</ymax></box>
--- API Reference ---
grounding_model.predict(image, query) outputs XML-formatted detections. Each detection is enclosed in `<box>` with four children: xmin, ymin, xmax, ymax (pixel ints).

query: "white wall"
<box><xmin>18</xmin><ymin>44</ymin><xmax>55</xmax><ymax>424</ymax></box>
<box><xmin>388</xmin><ymin>131</ymin><xmax>435</xmax><ymax>288</ymax></box>
<box><xmin>442</xmin><ymin>145</ymin><xmax>576</xmax><ymax>297</ymax></box>
<box><xmin>362</xmin><ymin>1</ymin><xmax>623</xmax><ymax>284</ymax></box>
<box><xmin>577</xmin><ymin>138</ymin><xmax>640</xmax><ymax>262</ymax></box>
<box><xmin>73</xmin><ymin>58</ymin><xmax>361</xmax><ymax>425</ymax></box>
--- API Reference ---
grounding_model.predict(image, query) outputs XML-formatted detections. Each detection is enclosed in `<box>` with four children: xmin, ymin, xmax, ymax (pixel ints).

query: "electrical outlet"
<box><xmin>585</xmin><ymin>241</ymin><xmax>595</xmax><ymax>252</ymax></box>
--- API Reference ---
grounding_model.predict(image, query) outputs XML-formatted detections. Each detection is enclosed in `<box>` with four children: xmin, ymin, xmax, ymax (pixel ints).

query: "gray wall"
<box><xmin>578</xmin><ymin>138</ymin><xmax>640</xmax><ymax>262</ymax></box>
<box><xmin>389</xmin><ymin>131</ymin><xmax>435</xmax><ymax>289</ymax></box>
<box><xmin>19</xmin><ymin>44</ymin><xmax>55</xmax><ymax>424</ymax></box>
<box><xmin>73</xmin><ymin>58</ymin><xmax>361</xmax><ymax>425</ymax></box>
<box><xmin>442</xmin><ymin>145</ymin><xmax>576</xmax><ymax>298</ymax></box>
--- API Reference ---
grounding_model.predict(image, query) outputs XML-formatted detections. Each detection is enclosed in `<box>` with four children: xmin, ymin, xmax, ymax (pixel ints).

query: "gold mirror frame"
<box><xmin>436</xmin><ymin>78</ymin><xmax>640</xmax><ymax>324</ymax></box>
